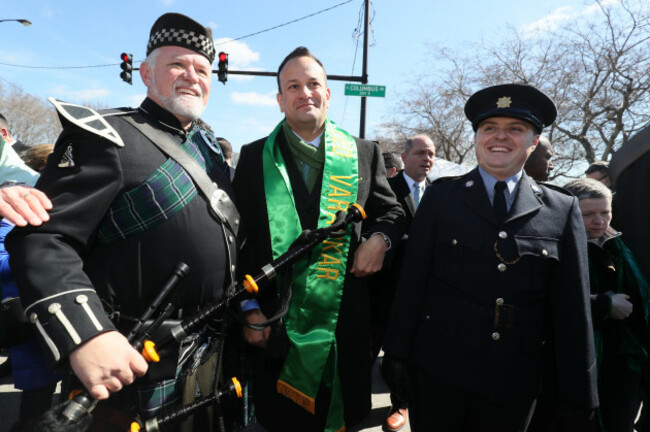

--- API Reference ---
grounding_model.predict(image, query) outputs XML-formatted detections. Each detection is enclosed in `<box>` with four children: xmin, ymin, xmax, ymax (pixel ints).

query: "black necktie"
<box><xmin>494</xmin><ymin>181</ymin><xmax>508</xmax><ymax>224</ymax></box>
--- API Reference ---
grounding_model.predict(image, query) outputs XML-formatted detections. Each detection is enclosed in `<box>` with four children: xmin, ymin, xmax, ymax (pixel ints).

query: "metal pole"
<box><xmin>359</xmin><ymin>0</ymin><xmax>369</xmax><ymax>138</ymax></box>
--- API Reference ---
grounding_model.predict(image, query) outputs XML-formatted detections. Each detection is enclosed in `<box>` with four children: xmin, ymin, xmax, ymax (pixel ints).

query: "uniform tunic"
<box><xmin>384</xmin><ymin>168</ymin><xmax>598</xmax><ymax>429</ymax></box>
<box><xmin>6</xmin><ymin>98</ymin><xmax>234</xmax><ymax>370</ymax></box>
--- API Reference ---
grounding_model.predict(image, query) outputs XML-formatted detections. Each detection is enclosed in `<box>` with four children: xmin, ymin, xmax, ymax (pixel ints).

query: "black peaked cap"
<box><xmin>464</xmin><ymin>83</ymin><xmax>557</xmax><ymax>132</ymax></box>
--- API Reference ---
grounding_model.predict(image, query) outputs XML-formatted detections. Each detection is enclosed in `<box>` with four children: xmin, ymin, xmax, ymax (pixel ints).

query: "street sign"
<box><xmin>344</xmin><ymin>84</ymin><xmax>386</xmax><ymax>97</ymax></box>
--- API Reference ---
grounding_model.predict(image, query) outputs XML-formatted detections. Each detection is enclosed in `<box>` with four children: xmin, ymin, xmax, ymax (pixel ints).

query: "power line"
<box><xmin>217</xmin><ymin>0</ymin><xmax>355</xmax><ymax>46</ymax></box>
<box><xmin>0</xmin><ymin>0</ymin><xmax>356</xmax><ymax>70</ymax></box>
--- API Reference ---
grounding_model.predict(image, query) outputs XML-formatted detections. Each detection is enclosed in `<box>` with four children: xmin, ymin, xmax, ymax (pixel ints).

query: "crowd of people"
<box><xmin>0</xmin><ymin>11</ymin><xmax>649</xmax><ymax>432</ymax></box>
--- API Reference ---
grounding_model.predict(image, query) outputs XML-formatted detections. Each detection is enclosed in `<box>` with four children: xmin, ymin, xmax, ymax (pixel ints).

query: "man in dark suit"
<box><xmin>372</xmin><ymin>134</ymin><xmax>435</xmax><ymax>431</ymax></box>
<box><xmin>232</xmin><ymin>47</ymin><xmax>404</xmax><ymax>432</ymax></box>
<box><xmin>382</xmin><ymin>83</ymin><xmax>598</xmax><ymax>432</ymax></box>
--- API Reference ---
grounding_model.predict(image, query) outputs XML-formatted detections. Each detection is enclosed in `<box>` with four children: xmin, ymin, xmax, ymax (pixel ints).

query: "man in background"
<box><xmin>524</xmin><ymin>135</ymin><xmax>554</xmax><ymax>182</ymax></box>
<box><xmin>373</xmin><ymin>134</ymin><xmax>435</xmax><ymax>431</ymax></box>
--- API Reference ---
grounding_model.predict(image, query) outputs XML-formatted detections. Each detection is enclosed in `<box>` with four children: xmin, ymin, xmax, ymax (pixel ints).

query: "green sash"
<box><xmin>262</xmin><ymin>118</ymin><xmax>358</xmax><ymax>432</ymax></box>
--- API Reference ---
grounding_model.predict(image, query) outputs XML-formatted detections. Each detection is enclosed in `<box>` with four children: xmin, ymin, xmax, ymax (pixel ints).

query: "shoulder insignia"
<box><xmin>530</xmin><ymin>183</ymin><xmax>542</xmax><ymax>194</ymax></box>
<box><xmin>58</xmin><ymin>144</ymin><xmax>76</xmax><ymax>168</ymax></box>
<box><xmin>48</xmin><ymin>98</ymin><xmax>125</xmax><ymax>147</ymax></box>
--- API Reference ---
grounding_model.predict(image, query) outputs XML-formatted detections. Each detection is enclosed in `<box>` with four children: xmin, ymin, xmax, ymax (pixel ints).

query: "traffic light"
<box><xmin>217</xmin><ymin>52</ymin><xmax>228</xmax><ymax>84</ymax></box>
<box><xmin>120</xmin><ymin>53</ymin><xmax>133</xmax><ymax>85</ymax></box>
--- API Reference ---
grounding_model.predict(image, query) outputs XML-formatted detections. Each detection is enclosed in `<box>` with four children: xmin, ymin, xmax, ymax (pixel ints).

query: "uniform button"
<box><xmin>496</xmin><ymin>298</ymin><xmax>504</xmax><ymax>305</ymax></box>
<box><xmin>542</xmin><ymin>249</ymin><xmax>548</xmax><ymax>256</ymax></box>
<box><xmin>451</xmin><ymin>239</ymin><xmax>458</xmax><ymax>246</ymax></box>
<box><xmin>492</xmin><ymin>332</ymin><xmax>501</xmax><ymax>341</ymax></box>
<box><xmin>498</xmin><ymin>231</ymin><xmax>508</xmax><ymax>239</ymax></box>
<box><xmin>497</xmin><ymin>263</ymin><xmax>507</xmax><ymax>272</ymax></box>
<box><xmin>48</xmin><ymin>303</ymin><xmax>62</xmax><ymax>314</ymax></box>
<box><xmin>231</xmin><ymin>265</ymin><xmax>236</xmax><ymax>272</ymax></box>
<box><xmin>425</xmin><ymin>315</ymin><xmax>430</xmax><ymax>320</ymax></box>
<box><xmin>30</xmin><ymin>313</ymin><xmax>38</xmax><ymax>323</ymax></box>
<box><xmin>75</xmin><ymin>295</ymin><xmax>88</xmax><ymax>304</ymax></box>
<box><xmin>228</xmin><ymin>235</ymin><xmax>234</xmax><ymax>243</ymax></box>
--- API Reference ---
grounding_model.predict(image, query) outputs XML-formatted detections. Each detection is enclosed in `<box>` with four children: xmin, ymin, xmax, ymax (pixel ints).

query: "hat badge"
<box><xmin>496</xmin><ymin>97</ymin><xmax>512</xmax><ymax>109</ymax></box>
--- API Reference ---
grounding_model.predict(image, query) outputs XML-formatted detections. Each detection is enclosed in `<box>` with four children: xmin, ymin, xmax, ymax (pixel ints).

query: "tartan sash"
<box><xmin>97</xmin><ymin>126</ymin><xmax>217</xmax><ymax>244</ymax></box>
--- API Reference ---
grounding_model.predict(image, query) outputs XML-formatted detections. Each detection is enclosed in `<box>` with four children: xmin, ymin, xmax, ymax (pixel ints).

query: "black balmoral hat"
<box><xmin>146</xmin><ymin>13</ymin><xmax>215</xmax><ymax>63</ymax></box>
<box><xmin>464</xmin><ymin>83</ymin><xmax>557</xmax><ymax>133</ymax></box>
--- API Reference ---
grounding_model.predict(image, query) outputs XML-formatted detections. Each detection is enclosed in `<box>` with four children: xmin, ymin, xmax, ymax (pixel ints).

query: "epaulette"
<box><xmin>432</xmin><ymin>174</ymin><xmax>463</xmax><ymax>184</ymax></box>
<box><xmin>534</xmin><ymin>181</ymin><xmax>574</xmax><ymax>197</ymax></box>
<box><xmin>48</xmin><ymin>98</ymin><xmax>128</xmax><ymax>147</ymax></box>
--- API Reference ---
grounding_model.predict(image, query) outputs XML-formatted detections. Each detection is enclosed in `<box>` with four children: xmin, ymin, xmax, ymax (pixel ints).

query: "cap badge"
<box><xmin>496</xmin><ymin>97</ymin><xmax>512</xmax><ymax>109</ymax></box>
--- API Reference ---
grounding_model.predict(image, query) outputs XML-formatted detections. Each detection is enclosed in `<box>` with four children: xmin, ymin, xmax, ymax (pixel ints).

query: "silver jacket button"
<box><xmin>499</xmin><ymin>231</ymin><xmax>508</xmax><ymax>239</ymax></box>
<box><xmin>492</xmin><ymin>332</ymin><xmax>501</xmax><ymax>341</ymax></box>
<box><xmin>497</xmin><ymin>263</ymin><xmax>507</xmax><ymax>272</ymax></box>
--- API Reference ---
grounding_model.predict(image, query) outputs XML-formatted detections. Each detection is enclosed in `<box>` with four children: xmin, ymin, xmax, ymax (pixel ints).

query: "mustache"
<box><xmin>174</xmin><ymin>81</ymin><xmax>203</xmax><ymax>97</ymax></box>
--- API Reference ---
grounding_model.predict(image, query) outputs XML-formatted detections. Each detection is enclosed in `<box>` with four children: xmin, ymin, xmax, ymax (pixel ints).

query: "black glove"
<box><xmin>381</xmin><ymin>354</ymin><xmax>413</xmax><ymax>403</ymax></box>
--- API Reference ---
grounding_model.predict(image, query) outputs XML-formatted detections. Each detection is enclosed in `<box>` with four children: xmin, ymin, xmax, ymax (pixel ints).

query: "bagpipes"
<box><xmin>20</xmin><ymin>204</ymin><xmax>365</xmax><ymax>432</ymax></box>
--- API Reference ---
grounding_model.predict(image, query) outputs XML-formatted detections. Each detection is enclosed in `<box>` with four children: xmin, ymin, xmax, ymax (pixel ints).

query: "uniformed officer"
<box><xmin>382</xmin><ymin>83</ymin><xmax>598</xmax><ymax>432</ymax></box>
<box><xmin>6</xmin><ymin>13</ymin><xmax>237</xmax><ymax>430</ymax></box>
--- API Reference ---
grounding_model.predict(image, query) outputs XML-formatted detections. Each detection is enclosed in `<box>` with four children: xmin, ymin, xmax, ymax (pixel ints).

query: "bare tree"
<box><xmin>0</xmin><ymin>79</ymin><xmax>62</xmax><ymax>146</ymax></box>
<box><xmin>379</xmin><ymin>0</ymin><xmax>650</xmax><ymax>178</ymax></box>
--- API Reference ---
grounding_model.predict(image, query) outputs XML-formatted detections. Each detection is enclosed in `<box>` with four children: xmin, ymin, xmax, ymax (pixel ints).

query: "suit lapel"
<box><xmin>389</xmin><ymin>171</ymin><xmax>416</xmax><ymax>218</ymax></box>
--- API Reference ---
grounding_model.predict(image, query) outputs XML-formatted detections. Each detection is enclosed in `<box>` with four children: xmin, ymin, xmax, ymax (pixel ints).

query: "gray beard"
<box><xmin>150</xmin><ymin>80</ymin><xmax>206</xmax><ymax>122</ymax></box>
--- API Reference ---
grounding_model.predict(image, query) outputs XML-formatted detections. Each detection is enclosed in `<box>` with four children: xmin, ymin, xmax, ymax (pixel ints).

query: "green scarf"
<box><xmin>282</xmin><ymin>122</ymin><xmax>325</xmax><ymax>192</ymax></box>
<box><xmin>262</xmin><ymin>118</ymin><xmax>358</xmax><ymax>432</ymax></box>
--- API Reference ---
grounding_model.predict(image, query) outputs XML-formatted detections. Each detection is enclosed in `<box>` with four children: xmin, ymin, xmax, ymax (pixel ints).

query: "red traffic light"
<box><xmin>121</xmin><ymin>53</ymin><xmax>132</xmax><ymax>62</ymax></box>
<box><xmin>218</xmin><ymin>52</ymin><xmax>227</xmax><ymax>62</ymax></box>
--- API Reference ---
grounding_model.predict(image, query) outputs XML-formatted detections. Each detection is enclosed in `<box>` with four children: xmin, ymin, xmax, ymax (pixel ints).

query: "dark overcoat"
<box><xmin>383</xmin><ymin>168</ymin><xmax>598</xmax><ymax>415</ymax></box>
<box><xmin>232</xmin><ymin>130</ymin><xmax>404</xmax><ymax>431</ymax></box>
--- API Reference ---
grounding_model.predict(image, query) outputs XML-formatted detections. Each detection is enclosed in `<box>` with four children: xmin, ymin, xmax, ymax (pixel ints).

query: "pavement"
<box><xmin>0</xmin><ymin>353</ymin><xmax>410</xmax><ymax>432</ymax></box>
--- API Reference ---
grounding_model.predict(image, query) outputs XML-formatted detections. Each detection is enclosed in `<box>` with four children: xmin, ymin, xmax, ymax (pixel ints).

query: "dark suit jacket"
<box><xmin>383</xmin><ymin>168</ymin><xmax>598</xmax><ymax>410</ymax></box>
<box><xmin>232</xmin><ymin>130</ymin><xmax>405</xmax><ymax>430</ymax></box>
<box><xmin>371</xmin><ymin>171</ymin><xmax>430</xmax><ymax>340</ymax></box>
<box><xmin>388</xmin><ymin>170</ymin><xmax>431</xmax><ymax>226</ymax></box>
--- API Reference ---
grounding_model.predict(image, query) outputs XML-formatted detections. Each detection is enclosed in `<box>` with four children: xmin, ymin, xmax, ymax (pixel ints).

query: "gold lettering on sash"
<box><xmin>332</xmin><ymin>146</ymin><xmax>353</xmax><ymax>158</ymax></box>
<box><xmin>316</xmin><ymin>268</ymin><xmax>340</xmax><ymax>280</ymax></box>
<box><xmin>322</xmin><ymin>240</ymin><xmax>344</xmax><ymax>255</ymax></box>
<box><xmin>328</xmin><ymin>184</ymin><xmax>351</xmax><ymax>197</ymax></box>
<box><xmin>317</xmin><ymin>240</ymin><xmax>345</xmax><ymax>280</ymax></box>
<box><xmin>326</xmin><ymin>176</ymin><xmax>355</xmax><ymax>224</ymax></box>
<box><xmin>330</xmin><ymin>175</ymin><xmax>353</xmax><ymax>187</ymax></box>
<box><xmin>319</xmin><ymin>254</ymin><xmax>342</xmax><ymax>266</ymax></box>
<box><xmin>327</xmin><ymin>198</ymin><xmax>349</xmax><ymax>212</ymax></box>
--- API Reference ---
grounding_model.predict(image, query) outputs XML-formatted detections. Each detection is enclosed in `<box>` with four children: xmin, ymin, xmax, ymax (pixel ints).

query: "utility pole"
<box><xmin>359</xmin><ymin>0</ymin><xmax>370</xmax><ymax>138</ymax></box>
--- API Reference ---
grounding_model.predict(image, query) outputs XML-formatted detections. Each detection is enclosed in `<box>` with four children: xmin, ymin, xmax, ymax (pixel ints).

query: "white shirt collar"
<box><xmin>290</xmin><ymin>129</ymin><xmax>322</xmax><ymax>149</ymax></box>
<box><xmin>402</xmin><ymin>171</ymin><xmax>426</xmax><ymax>191</ymax></box>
